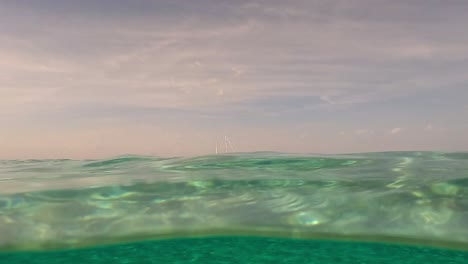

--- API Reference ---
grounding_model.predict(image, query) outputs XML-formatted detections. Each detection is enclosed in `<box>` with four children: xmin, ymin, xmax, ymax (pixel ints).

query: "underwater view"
<box><xmin>1</xmin><ymin>151</ymin><xmax>468</xmax><ymax>263</ymax></box>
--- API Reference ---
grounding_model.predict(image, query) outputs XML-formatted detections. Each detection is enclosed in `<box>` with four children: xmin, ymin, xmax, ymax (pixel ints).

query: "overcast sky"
<box><xmin>1</xmin><ymin>0</ymin><xmax>468</xmax><ymax>159</ymax></box>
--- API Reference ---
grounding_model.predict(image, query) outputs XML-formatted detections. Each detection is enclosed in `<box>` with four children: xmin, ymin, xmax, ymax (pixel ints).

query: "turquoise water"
<box><xmin>2</xmin><ymin>237</ymin><xmax>468</xmax><ymax>263</ymax></box>
<box><xmin>1</xmin><ymin>152</ymin><xmax>468</xmax><ymax>262</ymax></box>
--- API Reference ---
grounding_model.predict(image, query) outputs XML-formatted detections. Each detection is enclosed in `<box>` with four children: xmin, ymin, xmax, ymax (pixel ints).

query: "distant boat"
<box><xmin>216</xmin><ymin>136</ymin><xmax>235</xmax><ymax>154</ymax></box>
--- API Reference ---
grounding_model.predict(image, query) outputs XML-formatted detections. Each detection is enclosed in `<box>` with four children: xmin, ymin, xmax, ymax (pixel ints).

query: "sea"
<box><xmin>0</xmin><ymin>151</ymin><xmax>467</xmax><ymax>263</ymax></box>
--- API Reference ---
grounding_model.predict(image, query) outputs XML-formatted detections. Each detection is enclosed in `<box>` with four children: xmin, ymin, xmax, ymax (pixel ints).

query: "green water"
<box><xmin>1</xmin><ymin>237</ymin><xmax>468</xmax><ymax>264</ymax></box>
<box><xmin>1</xmin><ymin>152</ymin><xmax>468</xmax><ymax>262</ymax></box>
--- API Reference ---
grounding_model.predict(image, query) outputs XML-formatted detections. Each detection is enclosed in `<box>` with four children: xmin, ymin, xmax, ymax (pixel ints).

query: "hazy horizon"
<box><xmin>1</xmin><ymin>0</ymin><xmax>468</xmax><ymax>159</ymax></box>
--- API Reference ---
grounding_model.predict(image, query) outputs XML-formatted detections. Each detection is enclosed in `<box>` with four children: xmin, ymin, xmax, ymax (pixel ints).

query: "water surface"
<box><xmin>0</xmin><ymin>152</ymin><xmax>467</xmax><ymax>261</ymax></box>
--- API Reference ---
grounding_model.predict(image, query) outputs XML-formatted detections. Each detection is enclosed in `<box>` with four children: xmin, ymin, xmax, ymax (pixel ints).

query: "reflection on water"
<box><xmin>0</xmin><ymin>151</ymin><xmax>467</xmax><ymax>251</ymax></box>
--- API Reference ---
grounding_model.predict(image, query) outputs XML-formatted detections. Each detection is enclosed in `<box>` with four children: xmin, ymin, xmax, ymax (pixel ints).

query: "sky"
<box><xmin>1</xmin><ymin>0</ymin><xmax>468</xmax><ymax>159</ymax></box>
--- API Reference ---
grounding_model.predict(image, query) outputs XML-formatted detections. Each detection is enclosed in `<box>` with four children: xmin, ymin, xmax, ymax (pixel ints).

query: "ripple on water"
<box><xmin>90</xmin><ymin>186</ymin><xmax>139</xmax><ymax>201</ymax></box>
<box><xmin>0</xmin><ymin>196</ymin><xmax>26</xmax><ymax>209</ymax></box>
<box><xmin>410</xmin><ymin>205</ymin><xmax>453</xmax><ymax>225</ymax></box>
<box><xmin>264</xmin><ymin>191</ymin><xmax>308</xmax><ymax>213</ymax></box>
<box><xmin>431</xmin><ymin>182</ymin><xmax>460</xmax><ymax>196</ymax></box>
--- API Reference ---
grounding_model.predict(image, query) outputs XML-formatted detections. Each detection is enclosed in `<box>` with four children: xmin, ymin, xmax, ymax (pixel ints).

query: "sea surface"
<box><xmin>1</xmin><ymin>151</ymin><xmax>468</xmax><ymax>263</ymax></box>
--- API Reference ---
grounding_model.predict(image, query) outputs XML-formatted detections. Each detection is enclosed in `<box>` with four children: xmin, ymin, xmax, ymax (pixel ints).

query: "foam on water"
<box><xmin>0</xmin><ymin>151</ymin><xmax>468</xmax><ymax>253</ymax></box>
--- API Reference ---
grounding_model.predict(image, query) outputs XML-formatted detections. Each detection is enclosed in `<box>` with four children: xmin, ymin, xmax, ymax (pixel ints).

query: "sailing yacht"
<box><xmin>216</xmin><ymin>136</ymin><xmax>235</xmax><ymax>154</ymax></box>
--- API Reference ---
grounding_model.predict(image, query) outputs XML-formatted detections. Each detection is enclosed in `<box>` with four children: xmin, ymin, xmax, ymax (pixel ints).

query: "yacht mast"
<box><xmin>224</xmin><ymin>136</ymin><xmax>228</xmax><ymax>153</ymax></box>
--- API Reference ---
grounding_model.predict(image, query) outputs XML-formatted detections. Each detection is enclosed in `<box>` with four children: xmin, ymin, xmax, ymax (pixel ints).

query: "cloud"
<box><xmin>354</xmin><ymin>129</ymin><xmax>374</xmax><ymax>135</ymax></box>
<box><xmin>2</xmin><ymin>0</ymin><xmax>468</xmax><ymax>118</ymax></box>
<box><xmin>390</xmin><ymin>128</ymin><xmax>403</xmax><ymax>134</ymax></box>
